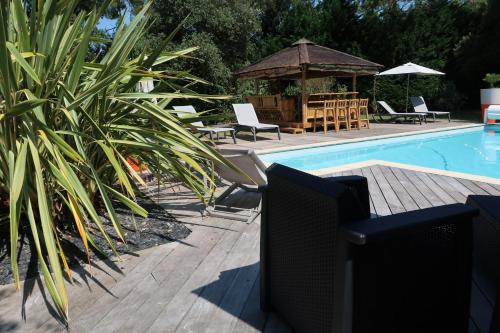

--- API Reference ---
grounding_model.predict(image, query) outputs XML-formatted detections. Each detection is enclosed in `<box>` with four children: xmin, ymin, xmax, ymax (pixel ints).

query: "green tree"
<box><xmin>143</xmin><ymin>0</ymin><xmax>261</xmax><ymax>95</ymax></box>
<box><xmin>137</xmin><ymin>0</ymin><xmax>487</xmax><ymax>110</ymax></box>
<box><xmin>256</xmin><ymin>0</ymin><xmax>323</xmax><ymax>56</ymax></box>
<box><xmin>451</xmin><ymin>0</ymin><xmax>499</xmax><ymax>105</ymax></box>
<box><xmin>255</xmin><ymin>0</ymin><xmax>486</xmax><ymax>110</ymax></box>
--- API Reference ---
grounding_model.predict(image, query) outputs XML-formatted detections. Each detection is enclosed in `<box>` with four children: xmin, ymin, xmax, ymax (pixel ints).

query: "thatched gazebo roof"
<box><xmin>234</xmin><ymin>38</ymin><xmax>383</xmax><ymax>80</ymax></box>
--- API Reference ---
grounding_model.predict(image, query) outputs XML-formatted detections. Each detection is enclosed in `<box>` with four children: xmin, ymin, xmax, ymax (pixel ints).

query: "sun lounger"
<box><xmin>232</xmin><ymin>103</ymin><xmax>281</xmax><ymax>142</ymax></box>
<box><xmin>410</xmin><ymin>96</ymin><xmax>451</xmax><ymax>122</ymax></box>
<box><xmin>173</xmin><ymin>105</ymin><xmax>236</xmax><ymax>143</ymax></box>
<box><xmin>377</xmin><ymin>100</ymin><xmax>426</xmax><ymax>124</ymax></box>
<box><xmin>206</xmin><ymin>148</ymin><xmax>267</xmax><ymax>223</ymax></box>
<box><xmin>261</xmin><ymin>163</ymin><xmax>478</xmax><ymax>332</ymax></box>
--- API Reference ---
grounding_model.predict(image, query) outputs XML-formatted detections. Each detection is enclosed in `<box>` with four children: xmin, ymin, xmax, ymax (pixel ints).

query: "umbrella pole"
<box><xmin>405</xmin><ymin>74</ymin><xmax>410</xmax><ymax>112</ymax></box>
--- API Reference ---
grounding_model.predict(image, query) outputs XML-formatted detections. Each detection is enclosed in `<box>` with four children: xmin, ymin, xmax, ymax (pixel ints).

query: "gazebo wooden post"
<box><xmin>352</xmin><ymin>73</ymin><xmax>357</xmax><ymax>92</ymax></box>
<box><xmin>301</xmin><ymin>64</ymin><xmax>307</xmax><ymax>127</ymax></box>
<box><xmin>254</xmin><ymin>79</ymin><xmax>259</xmax><ymax>95</ymax></box>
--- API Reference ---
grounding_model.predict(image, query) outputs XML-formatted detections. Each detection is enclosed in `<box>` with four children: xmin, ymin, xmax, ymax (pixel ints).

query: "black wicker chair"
<box><xmin>261</xmin><ymin>164</ymin><xmax>478</xmax><ymax>333</ymax></box>
<box><xmin>466</xmin><ymin>195</ymin><xmax>500</xmax><ymax>333</ymax></box>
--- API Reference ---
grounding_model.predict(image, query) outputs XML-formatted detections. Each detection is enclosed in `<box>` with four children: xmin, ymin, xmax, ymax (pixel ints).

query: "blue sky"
<box><xmin>96</xmin><ymin>4</ymin><xmax>133</xmax><ymax>34</ymax></box>
<box><xmin>97</xmin><ymin>17</ymin><xmax>117</xmax><ymax>32</ymax></box>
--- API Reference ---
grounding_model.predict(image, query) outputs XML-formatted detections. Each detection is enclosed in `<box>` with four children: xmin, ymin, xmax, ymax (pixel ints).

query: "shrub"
<box><xmin>483</xmin><ymin>73</ymin><xmax>500</xmax><ymax>88</ymax></box>
<box><xmin>0</xmin><ymin>0</ymin><xmax>231</xmax><ymax>321</ymax></box>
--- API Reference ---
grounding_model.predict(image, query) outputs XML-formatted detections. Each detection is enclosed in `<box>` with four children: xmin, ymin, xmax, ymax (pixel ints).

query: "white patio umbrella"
<box><xmin>377</xmin><ymin>62</ymin><xmax>444</xmax><ymax>112</ymax></box>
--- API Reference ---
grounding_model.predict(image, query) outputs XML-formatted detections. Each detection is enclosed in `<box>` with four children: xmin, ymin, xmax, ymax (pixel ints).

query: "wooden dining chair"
<box><xmin>359</xmin><ymin>98</ymin><xmax>370</xmax><ymax>128</ymax></box>
<box><xmin>335</xmin><ymin>99</ymin><xmax>350</xmax><ymax>131</ymax></box>
<box><xmin>348</xmin><ymin>99</ymin><xmax>361</xmax><ymax>130</ymax></box>
<box><xmin>324</xmin><ymin>100</ymin><xmax>338</xmax><ymax>132</ymax></box>
<box><xmin>311</xmin><ymin>106</ymin><xmax>326</xmax><ymax>133</ymax></box>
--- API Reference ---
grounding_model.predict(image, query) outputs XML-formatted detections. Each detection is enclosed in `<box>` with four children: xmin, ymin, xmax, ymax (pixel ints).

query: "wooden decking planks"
<box><xmin>0</xmin><ymin>165</ymin><xmax>497</xmax><ymax>333</ymax></box>
<box><xmin>85</xmin><ymin>218</ymin><xmax>238</xmax><ymax>333</ymax></box>
<box><xmin>149</xmin><ymin>222</ymin><xmax>261</xmax><ymax>333</ymax></box>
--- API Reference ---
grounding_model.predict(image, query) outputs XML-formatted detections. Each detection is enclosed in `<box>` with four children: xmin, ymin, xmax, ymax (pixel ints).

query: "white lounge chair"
<box><xmin>410</xmin><ymin>96</ymin><xmax>451</xmax><ymax>122</ymax></box>
<box><xmin>207</xmin><ymin>148</ymin><xmax>267</xmax><ymax>223</ymax></box>
<box><xmin>173</xmin><ymin>105</ymin><xmax>236</xmax><ymax>143</ymax></box>
<box><xmin>377</xmin><ymin>101</ymin><xmax>426</xmax><ymax>124</ymax></box>
<box><xmin>232</xmin><ymin>103</ymin><xmax>281</xmax><ymax>142</ymax></box>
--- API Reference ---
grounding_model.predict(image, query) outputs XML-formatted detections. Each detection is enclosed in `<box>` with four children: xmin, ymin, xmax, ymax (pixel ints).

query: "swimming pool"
<box><xmin>260</xmin><ymin>125</ymin><xmax>500</xmax><ymax>179</ymax></box>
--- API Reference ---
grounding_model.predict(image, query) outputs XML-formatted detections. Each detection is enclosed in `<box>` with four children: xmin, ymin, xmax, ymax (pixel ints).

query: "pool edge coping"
<box><xmin>256</xmin><ymin>123</ymin><xmax>483</xmax><ymax>155</ymax></box>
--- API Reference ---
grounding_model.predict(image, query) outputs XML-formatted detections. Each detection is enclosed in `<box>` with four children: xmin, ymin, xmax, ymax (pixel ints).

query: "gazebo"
<box><xmin>235</xmin><ymin>39</ymin><xmax>383</xmax><ymax>131</ymax></box>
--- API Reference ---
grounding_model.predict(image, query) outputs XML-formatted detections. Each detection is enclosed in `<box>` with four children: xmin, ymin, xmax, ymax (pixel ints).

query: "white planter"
<box><xmin>481</xmin><ymin>88</ymin><xmax>500</xmax><ymax>105</ymax></box>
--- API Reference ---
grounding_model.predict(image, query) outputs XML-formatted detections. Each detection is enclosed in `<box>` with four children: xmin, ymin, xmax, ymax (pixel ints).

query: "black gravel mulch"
<box><xmin>0</xmin><ymin>193</ymin><xmax>191</xmax><ymax>286</ymax></box>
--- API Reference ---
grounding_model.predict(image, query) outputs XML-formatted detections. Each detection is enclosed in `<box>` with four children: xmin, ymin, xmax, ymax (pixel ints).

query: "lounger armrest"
<box><xmin>340</xmin><ymin>204</ymin><xmax>478</xmax><ymax>245</ymax></box>
<box><xmin>325</xmin><ymin>176</ymin><xmax>370</xmax><ymax>219</ymax></box>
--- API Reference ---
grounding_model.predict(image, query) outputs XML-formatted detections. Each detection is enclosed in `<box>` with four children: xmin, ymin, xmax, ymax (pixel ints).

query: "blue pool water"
<box><xmin>260</xmin><ymin>125</ymin><xmax>500</xmax><ymax>179</ymax></box>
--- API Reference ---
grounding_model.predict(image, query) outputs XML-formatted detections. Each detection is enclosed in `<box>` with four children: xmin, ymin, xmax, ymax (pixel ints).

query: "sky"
<box><xmin>97</xmin><ymin>17</ymin><xmax>118</xmax><ymax>33</ymax></box>
<box><xmin>96</xmin><ymin>4</ymin><xmax>133</xmax><ymax>34</ymax></box>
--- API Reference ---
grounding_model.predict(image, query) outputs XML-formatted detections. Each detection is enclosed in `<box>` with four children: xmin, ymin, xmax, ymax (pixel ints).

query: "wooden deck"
<box><xmin>0</xmin><ymin>163</ymin><xmax>496</xmax><ymax>332</ymax></box>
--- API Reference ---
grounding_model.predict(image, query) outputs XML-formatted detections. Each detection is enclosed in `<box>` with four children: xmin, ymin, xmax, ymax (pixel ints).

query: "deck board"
<box><xmin>415</xmin><ymin>171</ymin><xmax>457</xmax><ymax>204</ymax></box>
<box><xmin>136</xmin><ymin>220</ymin><xmax>248</xmax><ymax>332</ymax></box>
<box><xmin>0</xmin><ymin>164</ymin><xmax>496</xmax><ymax>333</ymax></box>
<box><xmin>231</xmin><ymin>275</ymin><xmax>267</xmax><ymax>333</ymax></box>
<box><xmin>159</xmin><ymin>222</ymin><xmax>259</xmax><ymax>333</ymax></box>
<box><xmin>379</xmin><ymin>165</ymin><xmax>420</xmax><ymax>211</ymax></box>
<box><xmin>360</xmin><ymin>167</ymin><xmax>391</xmax><ymax>216</ymax></box>
<box><xmin>369</xmin><ymin>165</ymin><xmax>406</xmax><ymax>214</ymax></box>
<box><xmin>401</xmin><ymin>169</ymin><xmax>447</xmax><ymax>206</ymax></box>
<box><xmin>390</xmin><ymin>167</ymin><xmax>433</xmax><ymax>209</ymax></box>
<box><xmin>94</xmin><ymin>218</ymin><xmax>236</xmax><ymax>333</ymax></box>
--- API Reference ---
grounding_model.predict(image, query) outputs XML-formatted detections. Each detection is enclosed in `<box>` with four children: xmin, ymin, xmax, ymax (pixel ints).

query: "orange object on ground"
<box><xmin>127</xmin><ymin>157</ymin><xmax>146</xmax><ymax>172</ymax></box>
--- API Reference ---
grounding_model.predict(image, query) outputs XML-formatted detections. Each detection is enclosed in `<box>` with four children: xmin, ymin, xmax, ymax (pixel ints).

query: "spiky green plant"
<box><xmin>0</xmin><ymin>0</ymin><xmax>232</xmax><ymax>321</ymax></box>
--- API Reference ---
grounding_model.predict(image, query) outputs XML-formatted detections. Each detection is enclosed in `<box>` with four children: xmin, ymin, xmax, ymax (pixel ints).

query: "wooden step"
<box><xmin>280</xmin><ymin>127</ymin><xmax>305</xmax><ymax>134</ymax></box>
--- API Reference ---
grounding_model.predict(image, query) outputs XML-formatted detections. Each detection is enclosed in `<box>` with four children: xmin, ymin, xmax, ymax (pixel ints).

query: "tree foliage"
<box><xmin>143</xmin><ymin>0</ymin><xmax>261</xmax><ymax>95</ymax></box>
<box><xmin>116</xmin><ymin>0</ymin><xmax>495</xmax><ymax>111</ymax></box>
<box><xmin>254</xmin><ymin>0</ymin><xmax>492</xmax><ymax>110</ymax></box>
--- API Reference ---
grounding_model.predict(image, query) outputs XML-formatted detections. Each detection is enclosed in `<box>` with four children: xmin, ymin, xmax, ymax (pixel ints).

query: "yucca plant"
<box><xmin>0</xmin><ymin>0</ymin><xmax>232</xmax><ymax>321</ymax></box>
